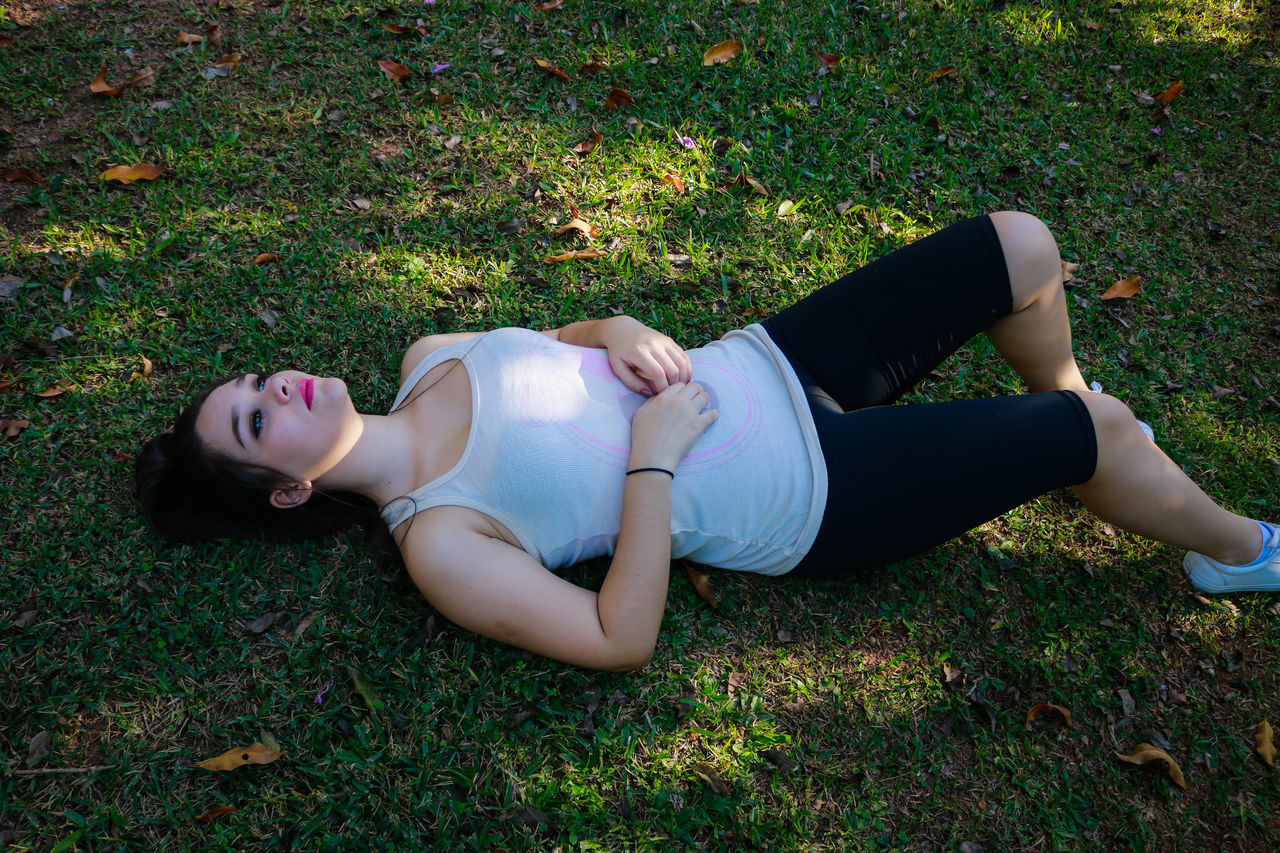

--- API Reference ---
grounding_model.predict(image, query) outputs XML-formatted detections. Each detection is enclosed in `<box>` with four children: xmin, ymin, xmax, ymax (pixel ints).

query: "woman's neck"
<box><xmin>312</xmin><ymin>412</ymin><xmax>420</xmax><ymax>505</ymax></box>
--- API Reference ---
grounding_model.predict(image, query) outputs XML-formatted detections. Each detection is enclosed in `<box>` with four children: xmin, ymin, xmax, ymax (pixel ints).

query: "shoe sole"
<box><xmin>1183</xmin><ymin>552</ymin><xmax>1280</xmax><ymax>593</ymax></box>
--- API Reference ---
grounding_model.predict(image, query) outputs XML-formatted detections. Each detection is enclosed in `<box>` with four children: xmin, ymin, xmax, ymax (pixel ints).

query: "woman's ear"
<box><xmin>269</xmin><ymin>481</ymin><xmax>314</xmax><ymax>510</ymax></box>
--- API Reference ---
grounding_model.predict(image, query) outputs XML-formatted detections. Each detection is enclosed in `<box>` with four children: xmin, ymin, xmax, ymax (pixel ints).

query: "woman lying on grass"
<box><xmin>136</xmin><ymin>212</ymin><xmax>1279</xmax><ymax>671</ymax></box>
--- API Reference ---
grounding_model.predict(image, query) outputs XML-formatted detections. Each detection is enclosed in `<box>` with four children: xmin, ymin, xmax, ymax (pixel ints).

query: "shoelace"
<box><xmin>1266</xmin><ymin>524</ymin><xmax>1280</xmax><ymax>553</ymax></box>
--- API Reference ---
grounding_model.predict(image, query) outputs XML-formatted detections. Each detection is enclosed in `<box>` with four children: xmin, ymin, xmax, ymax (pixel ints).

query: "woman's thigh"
<box><xmin>790</xmin><ymin>390</ymin><xmax>1097</xmax><ymax>578</ymax></box>
<box><xmin>762</xmin><ymin>214</ymin><xmax>1012</xmax><ymax>411</ymax></box>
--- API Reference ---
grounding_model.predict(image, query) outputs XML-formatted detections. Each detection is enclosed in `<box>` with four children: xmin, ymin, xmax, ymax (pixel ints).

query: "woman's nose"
<box><xmin>270</xmin><ymin>375</ymin><xmax>291</xmax><ymax>404</ymax></box>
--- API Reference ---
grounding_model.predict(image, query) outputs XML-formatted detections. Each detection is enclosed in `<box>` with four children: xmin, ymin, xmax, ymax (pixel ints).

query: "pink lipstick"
<box><xmin>300</xmin><ymin>378</ymin><xmax>314</xmax><ymax>410</ymax></box>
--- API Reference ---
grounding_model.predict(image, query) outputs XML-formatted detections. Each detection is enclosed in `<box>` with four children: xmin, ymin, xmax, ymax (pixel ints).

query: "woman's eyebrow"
<box><xmin>230</xmin><ymin>410</ymin><xmax>245</xmax><ymax>449</ymax></box>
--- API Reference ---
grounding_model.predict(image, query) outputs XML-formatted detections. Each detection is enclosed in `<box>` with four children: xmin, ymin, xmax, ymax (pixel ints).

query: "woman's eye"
<box><xmin>256</xmin><ymin>375</ymin><xmax>266</xmax><ymax>391</ymax></box>
<box><xmin>251</xmin><ymin>410</ymin><xmax>262</xmax><ymax>438</ymax></box>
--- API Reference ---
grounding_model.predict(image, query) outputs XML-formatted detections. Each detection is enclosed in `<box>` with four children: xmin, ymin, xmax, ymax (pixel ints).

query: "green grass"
<box><xmin>2</xmin><ymin>0</ymin><xmax>1279</xmax><ymax>849</ymax></box>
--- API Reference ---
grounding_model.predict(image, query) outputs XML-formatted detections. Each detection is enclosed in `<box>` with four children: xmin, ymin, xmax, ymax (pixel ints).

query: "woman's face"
<box><xmin>195</xmin><ymin>371</ymin><xmax>363</xmax><ymax>484</ymax></box>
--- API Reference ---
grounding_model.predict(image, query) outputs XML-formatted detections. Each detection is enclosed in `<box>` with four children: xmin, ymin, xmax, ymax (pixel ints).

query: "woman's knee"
<box><xmin>989</xmin><ymin>210</ymin><xmax>1062</xmax><ymax>310</ymax></box>
<box><xmin>1077</xmin><ymin>391</ymin><xmax>1143</xmax><ymax>456</ymax></box>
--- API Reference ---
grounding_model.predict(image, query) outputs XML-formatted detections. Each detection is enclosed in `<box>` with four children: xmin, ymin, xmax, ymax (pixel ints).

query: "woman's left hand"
<box><xmin>603</xmin><ymin>316</ymin><xmax>692</xmax><ymax>395</ymax></box>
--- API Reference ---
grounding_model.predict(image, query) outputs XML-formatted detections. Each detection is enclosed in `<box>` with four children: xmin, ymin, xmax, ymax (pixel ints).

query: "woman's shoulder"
<box><xmin>399</xmin><ymin>332</ymin><xmax>485</xmax><ymax>385</ymax></box>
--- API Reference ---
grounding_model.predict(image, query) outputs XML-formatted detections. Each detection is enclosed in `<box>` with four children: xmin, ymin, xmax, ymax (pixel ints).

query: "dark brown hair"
<box><xmin>135</xmin><ymin>380</ymin><xmax>377</xmax><ymax>543</ymax></box>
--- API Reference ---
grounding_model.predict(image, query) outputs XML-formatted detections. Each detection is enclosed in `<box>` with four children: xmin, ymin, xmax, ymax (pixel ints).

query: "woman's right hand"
<box><xmin>628</xmin><ymin>381</ymin><xmax>719</xmax><ymax>471</ymax></box>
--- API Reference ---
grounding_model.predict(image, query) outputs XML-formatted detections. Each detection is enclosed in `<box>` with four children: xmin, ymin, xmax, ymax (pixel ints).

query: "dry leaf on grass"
<box><xmin>196</xmin><ymin>742</ymin><xmax>282</xmax><ymax>771</ymax></box>
<box><xmin>703</xmin><ymin>40</ymin><xmax>743</xmax><ymax>65</ymax></box>
<box><xmin>0</xmin><ymin>34</ymin><xmax>14</xmax><ymax>48</ymax></box>
<box><xmin>252</xmin><ymin>252</ymin><xmax>279</xmax><ymax>265</ymax></box>
<box><xmin>928</xmin><ymin>65</ymin><xmax>959</xmax><ymax>81</ymax></box>
<box><xmin>1114</xmin><ymin>744</ymin><xmax>1186</xmax><ymax>789</ymax></box>
<box><xmin>1255</xmin><ymin>720</ymin><xmax>1275</xmax><ymax>766</ymax></box>
<box><xmin>35</xmin><ymin>382</ymin><xmax>74</xmax><ymax>398</ymax></box>
<box><xmin>174</xmin><ymin>31</ymin><xmax>204</xmax><ymax>45</ymax></box>
<box><xmin>542</xmin><ymin>248</ymin><xmax>606</xmax><ymax>263</ymax></box>
<box><xmin>1156</xmin><ymin>81</ymin><xmax>1183</xmax><ymax>105</ymax></box>
<box><xmin>662</xmin><ymin>173</ymin><xmax>686</xmax><ymax>194</ymax></box>
<box><xmin>1025</xmin><ymin>703</ymin><xmax>1073</xmax><ymax>727</ymax></box>
<box><xmin>693</xmin><ymin>763</ymin><xmax>730</xmax><ymax>794</ymax></box>
<box><xmin>1102</xmin><ymin>274</ymin><xmax>1141</xmax><ymax>299</ymax></box>
<box><xmin>724</xmin><ymin>173</ymin><xmax>768</xmax><ymax>196</ymax></box>
<box><xmin>816</xmin><ymin>51</ymin><xmax>842</xmax><ymax>68</ymax></box>
<box><xmin>378</xmin><ymin>60</ymin><xmax>411</xmax><ymax>82</ymax></box>
<box><xmin>90</xmin><ymin>66</ymin><xmax>126</xmax><ymax>96</ymax></box>
<box><xmin>579</xmin><ymin>61</ymin><xmax>607</xmax><ymax>75</ymax></box>
<box><xmin>603</xmin><ymin>88</ymin><xmax>634</xmax><ymax>110</ymax></box>
<box><xmin>536</xmin><ymin>59</ymin><xmax>571</xmax><ymax>80</ymax></box>
<box><xmin>99</xmin><ymin>164</ymin><xmax>163</xmax><ymax>184</ymax></box>
<box><xmin>383</xmin><ymin>23</ymin><xmax>414</xmax><ymax>34</ymax></box>
<box><xmin>554</xmin><ymin>218</ymin><xmax>599</xmax><ymax>241</ymax></box>
<box><xmin>571</xmin><ymin>130</ymin><xmax>602</xmax><ymax>155</ymax></box>
<box><xmin>3</xmin><ymin>168</ymin><xmax>43</xmax><ymax>183</ymax></box>
<box><xmin>1061</xmin><ymin>260</ymin><xmax>1079</xmax><ymax>282</ymax></box>
<box><xmin>195</xmin><ymin>804</ymin><xmax>236</xmax><ymax>824</ymax></box>
<box><xmin>683</xmin><ymin>560</ymin><xmax>721</xmax><ymax>612</ymax></box>
<box><xmin>534</xmin><ymin>0</ymin><xmax>563</xmax><ymax>9</ymax></box>
<box><xmin>1</xmin><ymin>419</ymin><xmax>33</xmax><ymax>440</ymax></box>
<box><xmin>129</xmin><ymin>67</ymin><xmax>156</xmax><ymax>87</ymax></box>
<box><xmin>129</xmin><ymin>355</ymin><xmax>154</xmax><ymax>383</ymax></box>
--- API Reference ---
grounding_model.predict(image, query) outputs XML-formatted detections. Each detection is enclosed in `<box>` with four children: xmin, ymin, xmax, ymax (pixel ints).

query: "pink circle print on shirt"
<box><xmin>515</xmin><ymin>334</ymin><xmax>757</xmax><ymax>469</ymax></box>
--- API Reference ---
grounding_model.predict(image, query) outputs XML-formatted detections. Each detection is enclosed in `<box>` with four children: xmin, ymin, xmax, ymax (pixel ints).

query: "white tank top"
<box><xmin>380</xmin><ymin>325</ymin><xmax>827</xmax><ymax>576</ymax></box>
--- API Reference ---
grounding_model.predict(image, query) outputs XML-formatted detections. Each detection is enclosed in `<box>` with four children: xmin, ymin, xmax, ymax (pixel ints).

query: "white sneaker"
<box><xmin>1089</xmin><ymin>381</ymin><xmax>1155</xmax><ymax>442</ymax></box>
<box><xmin>1184</xmin><ymin>522</ymin><xmax>1280</xmax><ymax>593</ymax></box>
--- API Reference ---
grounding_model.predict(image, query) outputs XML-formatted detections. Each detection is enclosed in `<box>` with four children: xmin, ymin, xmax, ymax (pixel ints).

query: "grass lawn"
<box><xmin>2</xmin><ymin>0</ymin><xmax>1279</xmax><ymax>849</ymax></box>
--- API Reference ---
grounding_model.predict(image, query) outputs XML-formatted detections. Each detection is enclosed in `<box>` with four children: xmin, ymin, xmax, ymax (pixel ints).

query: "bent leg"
<box><xmin>1071</xmin><ymin>392</ymin><xmax>1261</xmax><ymax>565</ymax></box>
<box><xmin>986</xmin><ymin>211</ymin><xmax>1090</xmax><ymax>394</ymax></box>
<box><xmin>792</xmin><ymin>391</ymin><xmax>1098</xmax><ymax>576</ymax></box>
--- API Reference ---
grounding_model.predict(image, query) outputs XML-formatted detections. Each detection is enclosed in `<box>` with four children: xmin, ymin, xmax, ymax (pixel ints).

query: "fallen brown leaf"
<box><xmin>0</xmin><ymin>34</ymin><xmax>14</xmax><ymax>48</ymax></box>
<box><xmin>579</xmin><ymin>61</ymin><xmax>607</xmax><ymax>75</ymax></box>
<box><xmin>554</xmin><ymin>218</ymin><xmax>599</xmax><ymax>241</ymax></box>
<box><xmin>683</xmin><ymin>560</ymin><xmax>721</xmax><ymax>612</ymax></box>
<box><xmin>378</xmin><ymin>60</ymin><xmax>410</xmax><ymax>82</ymax></box>
<box><xmin>816</xmin><ymin>51</ymin><xmax>842</xmax><ymax>68</ymax></box>
<box><xmin>604</xmin><ymin>87</ymin><xmax>635</xmax><ymax>110</ymax></box>
<box><xmin>90</xmin><ymin>66</ymin><xmax>126</xmax><ymax>96</ymax></box>
<box><xmin>536</xmin><ymin>59</ymin><xmax>571</xmax><ymax>80</ymax></box>
<box><xmin>383</xmin><ymin>23</ymin><xmax>414</xmax><ymax>34</ymax></box>
<box><xmin>928</xmin><ymin>65</ymin><xmax>959</xmax><ymax>81</ymax></box>
<box><xmin>1255</xmin><ymin>720</ymin><xmax>1275</xmax><ymax>766</ymax></box>
<box><xmin>204</xmin><ymin>24</ymin><xmax>222</xmax><ymax>45</ymax></box>
<box><xmin>1082</xmin><ymin>19</ymin><xmax>1101</xmax><ymax>30</ymax></box>
<box><xmin>35</xmin><ymin>382</ymin><xmax>73</xmax><ymax>398</ymax></box>
<box><xmin>1114</xmin><ymin>744</ymin><xmax>1186</xmax><ymax>789</ymax></box>
<box><xmin>724</xmin><ymin>173</ymin><xmax>768</xmax><ymax>196</ymax></box>
<box><xmin>693</xmin><ymin>763</ymin><xmax>729</xmax><ymax>795</ymax></box>
<box><xmin>760</xmin><ymin>749</ymin><xmax>797</xmax><ymax>772</ymax></box>
<box><xmin>431</xmin><ymin>90</ymin><xmax>455</xmax><ymax>106</ymax></box>
<box><xmin>3</xmin><ymin>168</ymin><xmax>43</xmax><ymax>184</ymax></box>
<box><xmin>662</xmin><ymin>173</ymin><xmax>686</xmax><ymax>194</ymax></box>
<box><xmin>252</xmin><ymin>252</ymin><xmax>279</xmax><ymax>265</ymax></box>
<box><xmin>1102</xmin><ymin>274</ymin><xmax>1141</xmax><ymax>299</ymax></box>
<box><xmin>1</xmin><ymin>419</ymin><xmax>32</xmax><ymax>439</ymax></box>
<box><xmin>542</xmin><ymin>248</ymin><xmax>607</xmax><ymax>263</ymax></box>
<box><xmin>174</xmin><ymin>31</ymin><xmax>204</xmax><ymax>45</ymax></box>
<box><xmin>1061</xmin><ymin>260</ymin><xmax>1079</xmax><ymax>282</ymax></box>
<box><xmin>196</xmin><ymin>804</ymin><xmax>236</xmax><ymax>824</ymax></box>
<box><xmin>1025</xmin><ymin>703</ymin><xmax>1073</xmax><ymax>727</ymax></box>
<box><xmin>215</xmin><ymin>53</ymin><xmax>243</xmax><ymax>69</ymax></box>
<box><xmin>197</xmin><ymin>743</ymin><xmax>282</xmax><ymax>771</ymax></box>
<box><xmin>534</xmin><ymin>0</ymin><xmax>563</xmax><ymax>9</ymax></box>
<box><xmin>571</xmin><ymin>130</ymin><xmax>602</xmax><ymax>155</ymax></box>
<box><xmin>99</xmin><ymin>164</ymin><xmax>164</xmax><ymax>184</ymax></box>
<box><xmin>1156</xmin><ymin>80</ymin><xmax>1183</xmax><ymax>105</ymax></box>
<box><xmin>702</xmin><ymin>39</ymin><xmax>743</xmax><ymax>66</ymax></box>
<box><xmin>0</xmin><ymin>380</ymin><xmax>17</xmax><ymax>393</ymax></box>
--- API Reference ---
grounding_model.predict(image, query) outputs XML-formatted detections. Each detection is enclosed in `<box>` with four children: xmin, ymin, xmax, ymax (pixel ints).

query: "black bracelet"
<box><xmin>626</xmin><ymin>467</ymin><xmax>675</xmax><ymax>478</ymax></box>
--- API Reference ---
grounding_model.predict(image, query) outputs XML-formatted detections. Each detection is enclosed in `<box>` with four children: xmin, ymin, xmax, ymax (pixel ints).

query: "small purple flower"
<box><xmin>315</xmin><ymin>680</ymin><xmax>333</xmax><ymax>705</ymax></box>
<box><xmin>1151</xmin><ymin>126</ymin><xmax>1161</xmax><ymax>134</ymax></box>
<box><xmin>432</xmin><ymin>63</ymin><xmax>450</xmax><ymax>74</ymax></box>
<box><xmin>679</xmin><ymin>136</ymin><xmax>697</xmax><ymax>149</ymax></box>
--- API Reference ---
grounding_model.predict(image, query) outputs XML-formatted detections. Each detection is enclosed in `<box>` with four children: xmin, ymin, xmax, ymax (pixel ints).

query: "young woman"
<box><xmin>136</xmin><ymin>212</ymin><xmax>1279</xmax><ymax>671</ymax></box>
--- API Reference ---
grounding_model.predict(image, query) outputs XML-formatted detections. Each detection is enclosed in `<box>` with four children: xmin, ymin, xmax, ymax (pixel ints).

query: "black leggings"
<box><xmin>763</xmin><ymin>214</ymin><xmax>1098</xmax><ymax>578</ymax></box>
